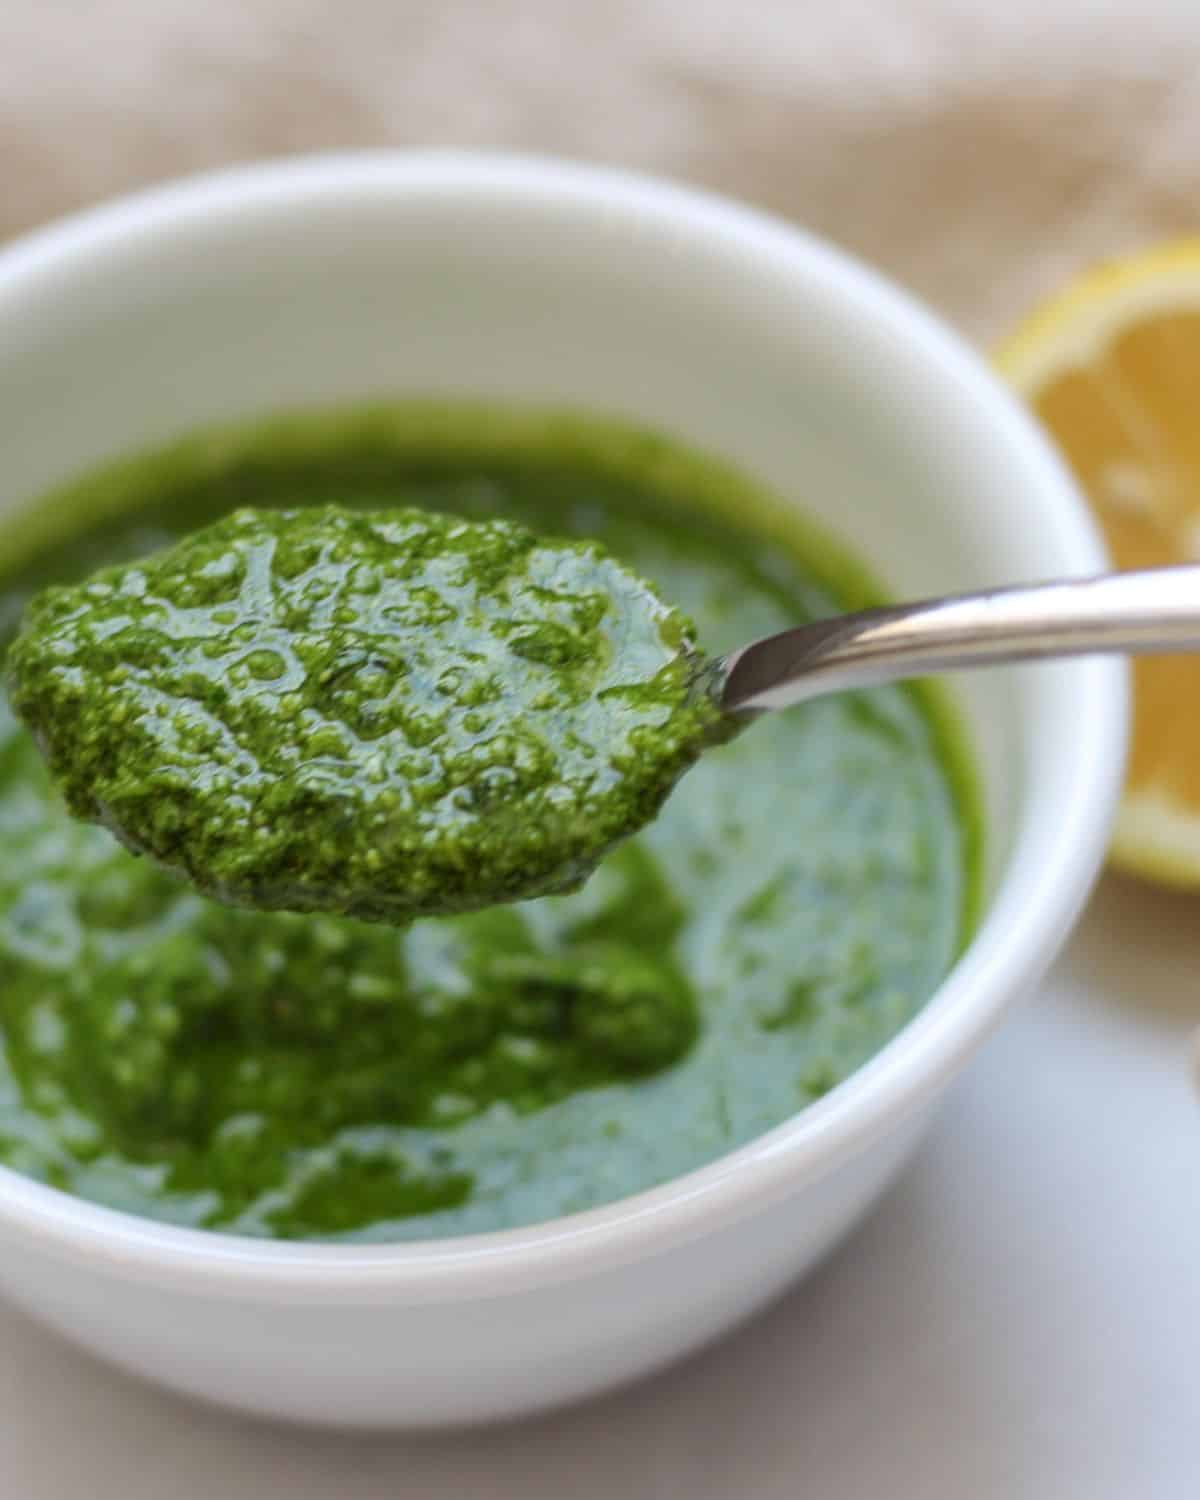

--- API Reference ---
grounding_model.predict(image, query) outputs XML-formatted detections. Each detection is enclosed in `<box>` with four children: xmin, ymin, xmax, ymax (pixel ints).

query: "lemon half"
<box><xmin>1000</xmin><ymin>241</ymin><xmax>1200</xmax><ymax>887</ymax></box>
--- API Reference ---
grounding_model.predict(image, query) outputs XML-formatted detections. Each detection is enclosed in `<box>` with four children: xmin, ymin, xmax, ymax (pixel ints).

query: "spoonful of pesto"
<box><xmin>9</xmin><ymin>502</ymin><xmax>1200</xmax><ymax>924</ymax></box>
<box><xmin>5</xmin><ymin>505</ymin><xmax>729</xmax><ymax>923</ymax></box>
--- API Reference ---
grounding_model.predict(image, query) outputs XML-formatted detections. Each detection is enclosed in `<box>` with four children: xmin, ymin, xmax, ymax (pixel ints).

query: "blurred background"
<box><xmin>5</xmin><ymin>0</ymin><xmax>1200</xmax><ymax>345</ymax></box>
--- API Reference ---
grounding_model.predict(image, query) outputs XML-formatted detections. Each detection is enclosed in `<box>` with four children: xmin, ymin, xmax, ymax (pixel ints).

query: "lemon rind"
<box><xmin>999</xmin><ymin>239</ymin><xmax>1200</xmax><ymax>390</ymax></box>
<box><xmin>1111</xmin><ymin>785</ymin><xmax>1200</xmax><ymax>888</ymax></box>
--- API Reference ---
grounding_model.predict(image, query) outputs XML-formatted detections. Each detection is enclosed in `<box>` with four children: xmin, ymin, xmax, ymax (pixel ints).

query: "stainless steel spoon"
<box><xmin>719</xmin><ymin>563</ymin><xmax>1200</xmax><ymax>713</ymax></box>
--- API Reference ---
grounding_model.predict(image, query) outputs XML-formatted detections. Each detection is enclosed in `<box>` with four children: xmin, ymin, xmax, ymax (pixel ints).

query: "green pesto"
<box><xmin>7</xmin><ymin>505</ymin><xmax>723</xmax><ymax>923</ymax></box>
<box><xmin>0</xmin><ymin>407</ymin><xmax>981</xmax><ymax>1240</ymax></box>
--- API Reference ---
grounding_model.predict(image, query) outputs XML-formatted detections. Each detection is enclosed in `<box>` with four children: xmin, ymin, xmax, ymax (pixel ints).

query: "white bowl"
<box><xmin>0</xmin><ymin>152</ymin><xmax>1126</xmax><ymax>1427</ymax></box>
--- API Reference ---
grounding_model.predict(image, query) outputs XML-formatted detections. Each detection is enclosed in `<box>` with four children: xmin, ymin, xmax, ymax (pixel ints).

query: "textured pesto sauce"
<box><xmin>8</xmin><ymin>505</ymin><xmax>722</xmax><ymax>922</ymax></box>
<box><xmin>0</xmin><ymin>409</ymin><xmax>979</xmax><ymax>1240</ymax></box>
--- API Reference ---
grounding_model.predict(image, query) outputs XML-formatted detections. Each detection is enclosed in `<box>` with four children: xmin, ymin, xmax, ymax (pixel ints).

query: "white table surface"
<box><xmin>1</xmin><ymin>872</ymin><xmax>1195</xmax><ymax>1499</ymax></box>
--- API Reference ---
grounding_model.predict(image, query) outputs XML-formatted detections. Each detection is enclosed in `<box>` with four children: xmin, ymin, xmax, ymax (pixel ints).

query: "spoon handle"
<box><xmin>720</xmin><ymin>564</ymin><xmax>1200</xmax><ymax>713</ymax></box>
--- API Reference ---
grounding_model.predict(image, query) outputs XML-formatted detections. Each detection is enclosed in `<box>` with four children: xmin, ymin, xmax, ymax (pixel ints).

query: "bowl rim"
<box><xmin>0</xmin><ymin>150</ymin><xmax>1128</xmax><ymax>1301</ymax></box>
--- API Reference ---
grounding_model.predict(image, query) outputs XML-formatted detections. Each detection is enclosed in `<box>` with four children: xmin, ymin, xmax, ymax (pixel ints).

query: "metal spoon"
<box><xmin>719</xmin><ymin>563</ymin><xmax>1200</xmax><ymax>713</ymax></box>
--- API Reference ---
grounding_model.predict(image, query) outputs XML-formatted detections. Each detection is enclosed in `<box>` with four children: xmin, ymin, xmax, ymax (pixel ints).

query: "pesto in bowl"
<box><xmin>0</xmin><ymin>407</ymin><xmax>979</xmax><ymax>1241</ymax></box>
